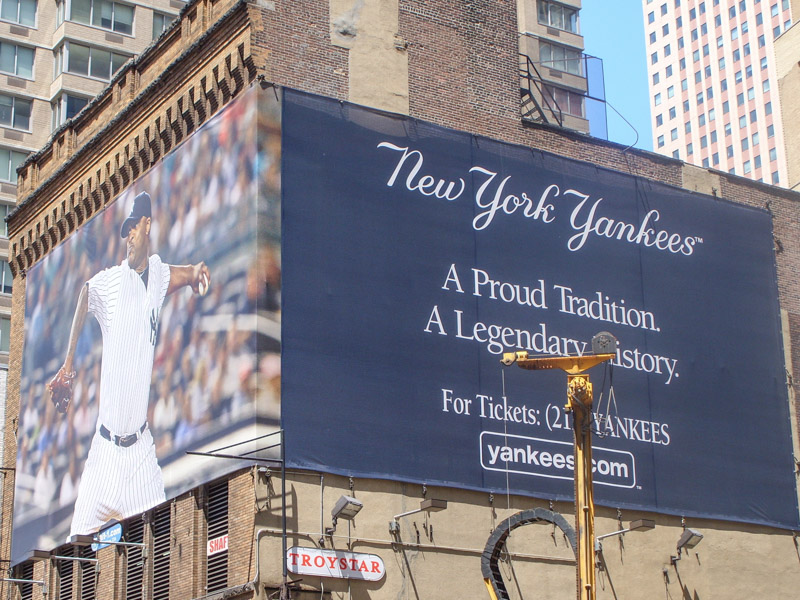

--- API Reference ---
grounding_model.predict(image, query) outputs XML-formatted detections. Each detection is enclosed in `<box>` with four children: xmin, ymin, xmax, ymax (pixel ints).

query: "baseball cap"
<box><xmin>120</xmin><ymin>191</ymin><xmax>152</xmax><ymax>238</ymax></box>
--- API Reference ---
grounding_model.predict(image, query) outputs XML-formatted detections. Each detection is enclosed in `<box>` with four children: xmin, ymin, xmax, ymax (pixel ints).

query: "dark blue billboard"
<box><xmin>280</xmin><ymin>89</ymin><xmax>799</xmax><ymax>529</ymax></box>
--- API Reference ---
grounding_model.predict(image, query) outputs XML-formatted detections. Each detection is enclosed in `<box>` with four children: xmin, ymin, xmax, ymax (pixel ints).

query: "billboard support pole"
<box><xmin>502</xmin><ymin>339</ymin><xmax>616</xmax><ymax>600</ymax></box>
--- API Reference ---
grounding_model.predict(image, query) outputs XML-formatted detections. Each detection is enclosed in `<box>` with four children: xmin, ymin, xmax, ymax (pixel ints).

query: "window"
<box><xmin>677</xmin><ymin>16</ymin><xmax>683</xmax><ymax>27</ymax></box>
<box><xmin>56</xmin><ymin>41</ymin><xmax>128</xmax><ymax>81</ymax></box>
<box><xmin>742</xmin><ymin>137</ymin><xmax>749</xmax><ymax>150</ymax></box>
<box><xmin>658</xmin><ymin>134</ymin><xmax>665</xmax><ymax>147</ymax></box>
<box><xmin>770</xmin><ymin>147</ymin><xmax>778</xmax><ymax>161</ymax></box>
<box><xmin>733</xmin><ymin>48</ymin><xmax>740</xmax><ymax>61</ymax></box>
<box><xmin>721</xmin><ymin>78</ymin><xmax>728</xmax><ymax>91</ymax></box>
<box><xmin>683</xmin><ymin>99</ymin><xmax>690</xmax><ymax>111</ymax></box>
<box><xmin>715</xmin><ymin>14</ymin><xmax>721</xmax><ymax>27</ymax></box>
<box><xmin>680</xmin><ymin>57</ymin><xmax>686</xmax><ymax>70</ymax></box>
<box><xmin>0</xmin><ymin>93</ymin><xmax>31</xmax><ymax>130</ymax></box>
<box><xmin>786</xmin><ymin>19</ymin><xmax>792</xmax><ymax>29</ymax></box>
<box><xmin>661</xmin><ymin>2</ymin><xmax>668</xmax><ymax>15</ymax></box>
<box><xmin>648</xmin><ymin>11</ymin><xmax>655</xmax><ymax>23</ymax></box>
<box><xmin>750</xmin><ymin>109</ymin><xmax>757</xmax><ymax>122</ymax></box>
<box><xmin>741</xmin><ymin>0</ymin><xmax>747</xmax><ymax>9</ymax></box>
<box><xmin>713</xmin><ymin>152</ymin><xmax>719</xmax><ymax>165</ymax></box>
<box><xmin>737</xmin><ymin>92</ymin><xmax>744</xmax><ymax>105</ymax></box>
<box><xmin>709</xmin><ymin>108</ymin><xmax>716</xmax><ymax>121</ymax></box>
<box><xmin>771</xmin><ymin>3</ymin><xmax>779</xmax><ymax>17</ymax></box>
<box><xmin>702</xmin><ymin>43</ymin><xmax>709</xmax><ymax>56</ymax></box>
<box><xmin>69</xmin><ymin>0</ymin><xmax>133</xmax><ymax>35</ymax></box>
<box><xmin>701</xmin><ymin>135</ymin><xmax>708</xmax><ymax>148</ymax></box>
<box><xmin>650</xmin><ymin>31</ymin><xmax>657</xmax><ymax>43</ymax></box>
<box><xmin>687</xmin><ymin>142</ymin><xmax>694</xmax><ymax>154</ymax></box>
<box><xmin>768</xmin><ymin>124</ymin><xmax>775</xmax><ymax>137</ymax></box>
<box><xmin>783</xmin><ymin>0</ymin><xmax>790</xmax><ymax>10</ymax></box>
<box><xmin>763</xmin><ymin>78</ymin><xmax>770</xmax><ymax>92</ymax></box>
<box><xmin>742</xmin><ymin>21</ymin><xmax>749</xmax><ymax>33</ymax></box>
<box><xmin>656</xmin><ymin>114</ymin><xmax>664</xmax><ymax>126</ymax></box>
<box><xmin>655</xmin><ymin>92</ymin><xmax>662</xmax><ymax>105</ymax></box>
<box><xmin>727</xmin><ymin>144</ymin><xmax>734</xmax><ymax>157</ymax></box>
<box><xmin>773</xmin><ymin>25</ymin><xmax>781</xmax><ymax>37</ymax></box>
<box><xmin>543</xmin><ymin>84</ymin><xmax>584</xmax><ymax>116</ymax></box>
<box><xmin>0</xmin><ymin>146</ymin><xmax>26</xmax><ymax>182</ymax></box>
<box><xmin>653</xmin><ymin>72</ymin><xmax>660</xmax><ymax>85</ymax></box>
<box><xmin>539</xmin><ymin>0</ymin><xmax>579</xmax><ymax>32</ymax></box>
<box><xmin>747</xmin><ymin>86</ymin><xmax>755</xmax><ymax>100</ymax></box>
<box><xmin>731</xmin><ymin>26</ymin><xmax>739</xmax><ymax>40</ymax></box>
<box><xmin>663</xmin><ymin>23</ymin><xmax>669</xmax><ymax>35</ymax></box>
<box><xmin>690</xmin><ymin>7</ymin><xmax>696</xmax><ymax>19</ymax></box>
<box><xmin>669</xmin><ymin>106</ymin><xmax>677</xmax><ymax>119</ymax></box>
<box><xmin>765</xmin><ymin>101</ymin><xmax>772</xmax><ymax>114</ymax></box>
<box><xmin>692</xmin><ymin>28</ymin><xmax>699</xmax><ymax>40</ymax></box>
<box><xmin>757</xmin><ymin>13</ymin><xmax>763</xmax><ymax>25</ymax></box>
<box><xmin>746</xmin><ymin>65</ymin><xmax>753</xmax><ymax>78</ymax></box>
<box><xmin>772</xmin><ymin>171</ymin><xmax>779</xmax><ymax>184</ymax></box>
<box><xmin>730</xmin><ymin>5</ymin><xmax>736</xmax><ymax>17</ymax></box>
<box><xmin>673</xmin><ymin>150</ymin><xmax>680</xmax><ymax>158</ymax></box>
<box><xmin>719</xmin><ymin>57</ymin><xmax>726</xmax><ymax>69</ymax></box>
<box><xmin>152</xmin><ymin>11</ymin><xmax>173</xmax><ymax>40</ymax></box>
<box><xmin>681</xmin><ymin>77</ymin><xmax>688</xmax><ymax>90</ymax></box>
<box><xmin>679</xmin><ymin>37</ymin><xmax>685</xmax><ymax>48</ymax></box>
<box><xmin>754</xmin><ymin>155</ymin><xmax>762</xmax><ymax>169</ymax></box>
<box><xmin>723</xmin><ymin>100</ymin><xmax>729</xmax><ymax>113</ymax></box>
<box><xmin>666</xmin><ymin>65</ymin><xmax>673</xmax><ymax>77</ymax></box>
<box><xmin>693</xmin><ymin>49</ymin><xmax>700</xmax><ymax>62</ymax></box>
<box><xmin>699</xmin><ymin>1</ymin><xmax>706</xmax><ymax>13</ymax></box>
<box><xmin>705</xmin><ymin>65</ymin><xmax>712</xmax><ymax>78</ymax></box>
<box><xmin>739</xmin><ymin>115</ymin><xmax>747</xmax><ymax>128</ymax></box>
<box><xmin>699</xmin><ymin>113</ymin><xmax>706</xmax><ymax>126</ymax></box>
<box><xmin>735</xmin><ymin>70</ymin><xmax>743</xmax><ymax>83</ymax></box>
<box><xmin>697</xmin><ymin>91</ymin><xmax>704</xmax><ymax>104</ymax></box>
<box><xmin>761</xmin><ymin>56</ymin><xmax>768</xmax><ymax>70</ymax></box>
<box><xmin>668</xmin><ymin>85</ymin><xmax>675</xmax><ymax>98</ymax></box>
<box><xmin>51</xmin><ymin>93</ymin><xmax>89</xmax><ymax>129</ymax></box>
<box><xmin>0</xmin><ymin>41</ymin><xmax>34</xmax><ymax>78</ymax></box>
<box><xmin>701</xmin><ymin>23</ymin><xmax>707</xmax><ymax>34</ymax></box>
<box><xmin>744</xmin><ymin>160</ymin><xmax>751</xmax><ymax>174</ymax></box>
<box><xmin>717</xmin><ymin>35</ymin><xmax>724</xmax><ymax>48</ymax></box>
<box><xmin>0</xmin><ymin>203</ymin><xmax>8</xmax><ymax>236</ymax></box>
<box><xmin>671</xmin><ymin>127</ymin><xmax>678</xmax><ymax>140</ymax></box>
<box><xmin>758</xmin><ymin>34</ymin><xmax>766</xmax><ymax>47</ymax></box>
<box><xmin>753</xmin><ymin>132</ymin><xmax>760</xmax><ymax>145</ymax></box>
<box><xmin>541</xmin><ymin>41</ymin><xmax>583</xmax><ymax>75</ymax></box>
<box><xmin>664</xmin><ymin>43</ymin><xmax>672</xmax><ymax>56</ymax></box>
<box><xmin>743</xmin><ymin>43</ymin><xmax>750</xmax><ymax>56</ymax></box>
<box><xmin>685</xmin><ymin>120</ymin><xmax>692</xmax><ymax>133</ymax></box>
<box><xmin>711</xmin><ymin>130</ymin><xmax>717</xmax><ymax>142</ymax></box>
<box><xmin>706</xmin><ymin>86</ymin><xmax>713</xmax><ymax>99</ymax></box>
<box><xmin>0</xmin><ymin>0</ymin><xmax>36</xmax><ymax>26</ymax></box>
<box><xmin>0</xmin><ymin>316</ymin><xmax>8</xmax><ymax>353</ymax></box>
<box><xmin>695</xmin><ymin>70</ymin><xmax>702</xmax><ymax>83</ymax></box>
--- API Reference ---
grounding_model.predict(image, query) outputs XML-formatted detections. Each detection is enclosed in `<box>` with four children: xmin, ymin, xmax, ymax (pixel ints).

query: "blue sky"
<box><xmin>581</xmin><ymin>0</ymin><xmax>653</xmax><ymax>150</ymax></box>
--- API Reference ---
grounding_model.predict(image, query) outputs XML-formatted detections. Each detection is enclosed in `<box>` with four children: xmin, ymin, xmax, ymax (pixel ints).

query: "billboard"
<box><xmin>281</xmin><ymin>89</ymin><xmax>799</xmax><ymax>529</ymax></box>
<box><xmin>12</xmin><ymin>86</ymin><xmax>281</xmax><ymax>562</ymax></box>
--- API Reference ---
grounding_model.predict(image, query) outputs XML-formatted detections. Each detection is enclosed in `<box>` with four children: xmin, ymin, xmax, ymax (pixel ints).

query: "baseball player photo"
<box><xmin>48</xmin><ymin>191</ymin><xmax>211</xmax><ymax>537</ymax></box>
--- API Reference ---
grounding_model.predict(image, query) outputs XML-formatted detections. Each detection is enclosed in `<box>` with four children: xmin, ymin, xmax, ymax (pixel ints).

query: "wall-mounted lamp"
<box><xmin>323</xmin><ymin>495</ymin><xmax>364</xmax><ymax>541</ymax></box>
<box><xmin>594</xmin><ymin>518</ymin><xmax>656</xmax><ymax>553</ymax></box>
<box><xmin>671</xmin><ymin>528</ymin><xmax>703</xmax><ymax>564</ymax></box>
<box><xmin>389</xmin><ymin>499</ymin><xmax>447</xmax><ymax>534</ymax></box>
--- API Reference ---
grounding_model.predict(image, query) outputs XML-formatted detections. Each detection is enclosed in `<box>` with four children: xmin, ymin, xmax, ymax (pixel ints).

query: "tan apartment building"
<box><xmin>643</xmin><ymin>0</ymin><xmax>792</xmax><ymax>186</ymax></box>
<box><xmin>0</xmin><ymin>0</ymin><xmax>185</xmax><ymax>365</ymax></box>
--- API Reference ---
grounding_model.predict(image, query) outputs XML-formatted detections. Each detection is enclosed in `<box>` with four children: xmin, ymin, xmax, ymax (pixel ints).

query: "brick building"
<box><xmin>1</xmin><ymin>1</ymin><xmax>800</xmax><ymax>599</ymax></box>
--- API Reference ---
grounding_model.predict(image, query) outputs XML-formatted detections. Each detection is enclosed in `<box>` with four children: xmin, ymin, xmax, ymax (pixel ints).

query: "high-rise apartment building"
<box><xmin>644</xmin><ymin>0</ymin><xmax>792</xmax><ymax>186</ymax></box>
<box><xmin>0</xmin><ymin>0</ymin><xmax>183</xmax><ymax>366</ymax></box>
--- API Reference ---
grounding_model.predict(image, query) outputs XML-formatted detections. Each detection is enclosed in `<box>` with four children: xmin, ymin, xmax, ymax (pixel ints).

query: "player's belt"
<box><xmin>99</xmin><ymin>422</ymin><xmax>147</xmax><ymax>448</ymax></box>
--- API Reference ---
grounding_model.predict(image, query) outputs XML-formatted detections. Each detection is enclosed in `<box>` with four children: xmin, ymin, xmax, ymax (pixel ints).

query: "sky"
<box><xmin>581</xmin><ymin>0</ymin><xmax>654</xmax><ymax>150</ymax></box>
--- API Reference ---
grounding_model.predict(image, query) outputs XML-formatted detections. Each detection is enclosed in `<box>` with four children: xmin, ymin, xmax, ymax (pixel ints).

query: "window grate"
<box><xmin>206</xmin><ymin>480</ymin><xmax>229</xmax><ymax>593</ymax></box>
<box><xmin>58</xmin><ymin>545</ymin><xmax>75</xmax><ymax>600</ymax></box>
<box><xmin>19</xmin><ymin>562</ymin><xmax>34</xmax><ymax>600</ymax></box>
<box><xmin>78</xmin><ymin>544</ymin><xmax>96</xmax><ymax>600</ymax></box>
<box><xmin>125</xmin><ymin>519</ymin><xmax>146</xmax><ymax>600</ymax></box>
<box><xmin>152</xmin><ymin>505</ymin><xmax>171</xmax><ymax>600</ymax></box>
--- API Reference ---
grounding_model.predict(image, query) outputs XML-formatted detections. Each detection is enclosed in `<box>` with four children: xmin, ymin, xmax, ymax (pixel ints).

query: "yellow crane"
<box><xmin>496</xmin><ymin>332</ymin><xmax>617</xmax><ymax>600</ymax></box>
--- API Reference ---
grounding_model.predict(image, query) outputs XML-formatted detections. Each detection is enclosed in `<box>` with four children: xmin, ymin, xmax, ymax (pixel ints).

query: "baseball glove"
<box><xmin>49</xmin><ymin>368</ymin><xmax>75</xmax><ymax>414</ymax></box>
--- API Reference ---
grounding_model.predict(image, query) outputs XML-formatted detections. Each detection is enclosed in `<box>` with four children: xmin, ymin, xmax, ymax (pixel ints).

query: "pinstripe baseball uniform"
<box><xmin>69</xmin><ymin>254</ymin><xmax>170</xmax><ymax>536</ymax></box>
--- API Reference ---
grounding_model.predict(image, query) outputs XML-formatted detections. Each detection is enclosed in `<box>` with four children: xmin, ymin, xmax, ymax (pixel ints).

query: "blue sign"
<box><xmin>280</xmin><ymin>89</ymin><xmax>799</xmax><ymax>529</ymax></box>
<box><xmin>92</xmin><ymin>521</ymin><xmax>122</xmax><ymax>551</ymax></box>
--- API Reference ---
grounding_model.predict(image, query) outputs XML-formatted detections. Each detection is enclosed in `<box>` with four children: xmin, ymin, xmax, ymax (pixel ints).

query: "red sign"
<box><xmin>287</xmin><ymin>546</ymin><xmax>386</xmax><ymax>581</ymax></box>
<box><xmin>207</xmin><ymin>534</ymin><xmax>229</xmax><ymax>556</ymax></box>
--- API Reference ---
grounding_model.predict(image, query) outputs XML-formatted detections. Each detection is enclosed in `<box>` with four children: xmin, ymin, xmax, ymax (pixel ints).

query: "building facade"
<box><xmin>643</xmin><ymin>0</ymin><xmax>792</xmax><ymax>186</ymax></box>
<box><xmin>1</xmin><ymin>1</ymin><xmax>800</xmax><ymax>600</ymax></box>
